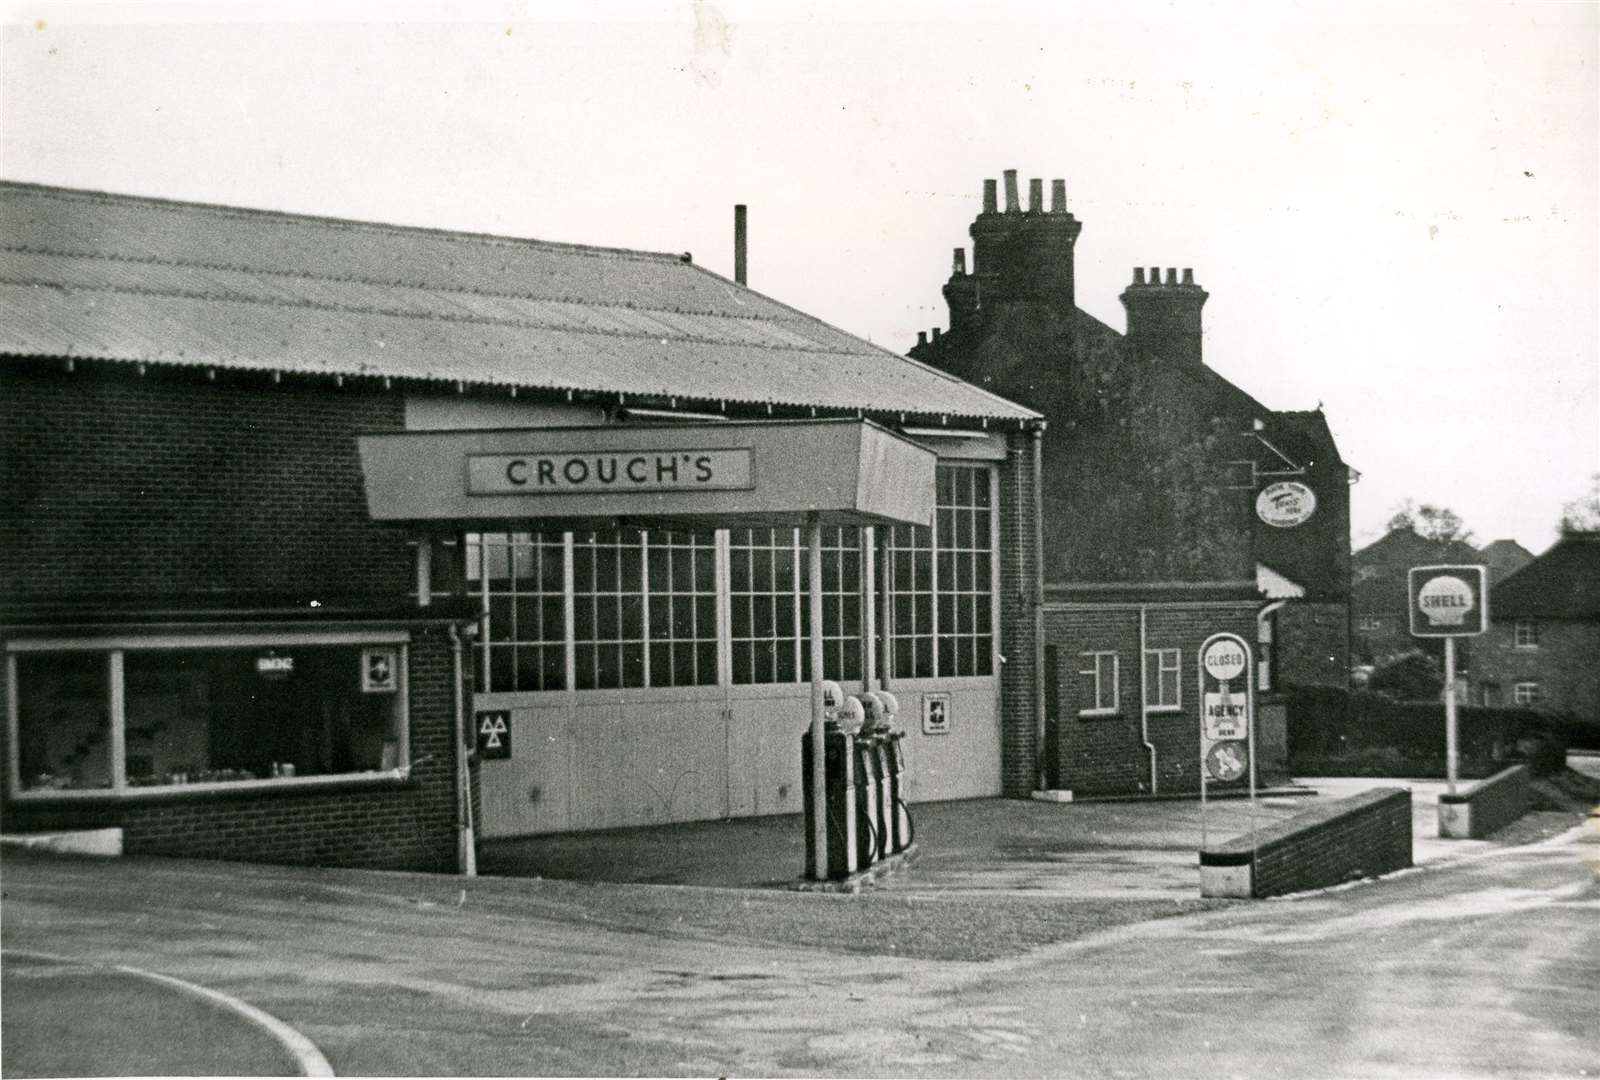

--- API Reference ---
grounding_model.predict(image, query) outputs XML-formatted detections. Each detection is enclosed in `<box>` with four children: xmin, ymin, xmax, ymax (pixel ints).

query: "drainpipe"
<box><xmin>1138</xmin><ymin>605</ymin><xmax>1158</xmax><ymax>795</ymax></box>
<box><xmin>1031</xmin><ymin>428</ymin><xmax>1047</xmax><ymax>790</ymax></box>
<box><xmin>449</xmin><ymin>622</ymin><xmax>477</xmax><ymax>878</ymax></box>
<box><xmin>1257</xmin><ymin>599</ymin><xmax>1288</xmax><ymax>694</ymax></box>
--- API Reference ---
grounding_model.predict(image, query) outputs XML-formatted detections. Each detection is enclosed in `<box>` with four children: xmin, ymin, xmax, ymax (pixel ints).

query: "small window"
<box><xmin>1513</xmin><ymin>620</ymin><xmax>1539</xmax><ymax>649</ymax></box>
<box><xmin>1145</xmin><ymin>648</ymin><xmax>1181</xmax><ymax>710</ymax></box>
<box><xmin>1513</xmin><ymin>681</ymin><xmax>1541</xmax><ymax>705</ymax></box>
<box><xmin>1078</xmin><ymin>651</ymin><xmax>1119</xmax><ymax>716</ymax></box>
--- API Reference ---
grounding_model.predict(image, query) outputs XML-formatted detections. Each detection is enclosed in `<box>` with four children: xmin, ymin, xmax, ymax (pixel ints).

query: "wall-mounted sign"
<box><xmin>361</xmin><ymin>647</ymin><xmax>398</xmax><ymax>693</ymax></box>
<box><xmin>1408</xmin><ymin>564</ymin><xmax>1488</xmax><ymax>637</ymax></box>
<box><xmin>256</xmin><ymin>654</ymin><xmax>294</xmax><ymax>679</ymax></box>
<box><xmin>476</xmin><ymin>710</ymin><xmax>511</xmax><ymax>760</ymax></box>
<box><xmin>467</xmin><ymin>449</ymin><xmax>754</xmax><ymax>496</ymax></box>
<box><xmin>1255</xmin><ymin>481</ymin><xmax>1317</xmax><ymax>528</ymax></box>
<box><xmin>922</xmin><ymin>692</ymin><xmax>951</xmax><ymax>736</ymax></box>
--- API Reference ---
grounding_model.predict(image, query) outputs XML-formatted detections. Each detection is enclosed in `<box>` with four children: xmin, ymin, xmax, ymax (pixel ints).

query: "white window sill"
<box><xmin>1077</xmin><ymin>708</ymin><xmax>1120</xmax><ymax>719</ymax></box>
<box><xmin>1147</xmin><ymin>705</ymin><xmax>1184</xmax><ymax>715</ymax></box>
<box><xmin>11</xmin><ymin>769</ymin><xmax>412</xmax><ymax>802</ymax></box>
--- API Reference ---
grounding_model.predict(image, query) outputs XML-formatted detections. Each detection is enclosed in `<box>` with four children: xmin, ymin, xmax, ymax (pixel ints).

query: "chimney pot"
<box><xmin>1051</xmin><ymin>179</ymin><xmax>1066</xmax><ymax>213</ymax></box>
<box><xmin>982</xmin><ymin>179</ymin><xmax>998</xmax><ymax>214</ymax></box>
<box><xmin>1149</xmin><ymin>265</ymin><xmax>1161</xmax><ymax>283</ymax></box>
<box><xmin>734</xmin><ymin>205</ymin><xmax>748</xmax><ymax>286</ymax></box>
<box><xmin>952</xmin><ymin>247</ymin><xmax>967</xmax><ymax>275</ymax></box>
<box><xmin>932</xmin><ymin>327</ymin><xmax>942</xmax><ymax>342</ymax></box>
<box><xmin>1028</xmin><ymin>178</ymin><xmax>1043</xmax><ymax>213</ymax></box>
<box><xmin>917</xmin><ymin>331</ymin><xmax>928</xmax><ymax>347</ymax></box>
<box><xmin>1133</xmin><ymin>267</ymin><xmax>1146</xmax><ymax>285</ymax></box>
<box><xmin>1165</xmin><ymin>267</ymin><xmax>1178</xmax><ymax>285</ymax></box>
<box><xmin>1003</xmin><ymin>169</ymin><xmax>1020</xmax><ymax>213</ymax></box>
<box><xmin>1182</xmin><ymin>268</ymin><xmax>1194</xmax><ymax>285</ymax></box>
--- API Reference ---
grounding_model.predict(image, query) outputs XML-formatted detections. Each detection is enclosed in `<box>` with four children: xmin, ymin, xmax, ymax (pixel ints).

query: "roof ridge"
<box><xmin>1</xmin><ymin>244</ymin><xmax>808</xmax><ymax>327</ymax></box>
<box><xmin>0</xmin><ymin>179</ymin><xmax>683</xmax><ymax>264</ymax></box>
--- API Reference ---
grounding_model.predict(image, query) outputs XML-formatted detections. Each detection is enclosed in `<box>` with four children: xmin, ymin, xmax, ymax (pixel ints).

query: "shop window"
<box><xmin>729</xmin><ymin>527</ymin><xmax>801</xmax><ymax>685</ymax></box>
<box><xmin>1514</xmin><ymin>620</ymin><xmax>1539</xmax><ymax>649</ymax></box>
<box><xmin>572</xmin><ymin>530</ymin><xmax>648</xmax><ymax>690</ymax></box>
<box><xmin>1146</xmin><ymin>648</ymin><xmax>1181</xmax><ymax>710</ymax></box>
<box><xmin>1079</xmin><ymin>651</ymin><xmax>1120</xmax><ymax>716</ymax></box>
<box><xmin>799</xmin><ymin>526</ymin><xmax>864</xmax><ymax>684</ymax></box>
<box><xmin>14</xmin><ymin>652</ymin><xmax>112</xmax><ymax>791</ymax></box>
<box><xmin>645</xmin><ymin>530</ymin><xmax>719</xmax><ymax>688</ymax></box>
<box><xmin>469</xmin><ymin>532</ymin><xmax>566</xmax><ymax>693</ymax></box>
<box><xmin>887</xmin><ymin>464</ymin><xmax>995</xmax><ymax>680</ymax></box>
<box><xmin>1513</xmin><ymin>681</ymin><xmax>1541</xmax><ymax>705</ymax></box>
<box><xmin>9</xmin><ymin>641</ymin><xmax>408</xmax><ymax>795</ymax></box>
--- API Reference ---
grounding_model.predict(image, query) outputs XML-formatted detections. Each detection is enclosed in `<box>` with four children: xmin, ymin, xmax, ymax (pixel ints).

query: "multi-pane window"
<box><xmin>571</xmin><ymin>530</ymin><xmax>648</xmax><ymax>690</ymax></box>
<box><xmin>1079</xmin><ymin>651</ymin><xmax>1120</xmax><ymax>715</ymax></box>
<box><xmin>800</xmin><ymin>527</ymin><xmax>863</xmax><ymax>683</ymax></box>
<box><xmin>644</xmin><ymin>530</ymin><xmax>718</xmax><ymax>688</ymax></box>
<box><xmin>468</xmin><ymin>532</ymin><xmax>566</xmax><ymax>693</ymax></box>
<box><xmin>1146</xmin><ymin>648</ymin><xmax>1181</xmax><ymax>710</ymax></box>
<box><xmin>11</xmin><ymin>642</ymin><xmax>407</xmax><ymax>793</ymax></box>
<box><xmin>1514</xmin><ymin>620</ymin><xmax>1539</xmax><ymax>649</ymax></box>
<box><xmin>729</xmin><ymin>527</ymin><xmax>801</xmax><ymax>685</ymax></box>
<box><xmin>1513</xmin><ymin>681</ymin><xmax>1541</xmax><ymax>705</ymax></box>
<box><xmin>887</xmin><ymin>464</ymin><xmax>995</xmax><ymax>679</ymax></box>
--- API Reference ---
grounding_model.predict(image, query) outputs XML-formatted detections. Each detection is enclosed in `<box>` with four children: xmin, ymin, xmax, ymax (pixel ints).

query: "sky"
<box><xmin>2</xmin><ymin>0</ymin><xmax>1595</xmax><ymax>554</ymax></box>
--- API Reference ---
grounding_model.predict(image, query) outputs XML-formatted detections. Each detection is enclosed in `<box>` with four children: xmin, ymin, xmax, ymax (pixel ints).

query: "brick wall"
<box><xmin>997</xmin><ymin>431</ymin><xmax>1043</xmax><ymax>796</ymax></box>
<box><xmin>0</xmin><ymin>364</ymin><xmax>411</xmax><ymax>600</ymax></box>
<box><xmin>1438</xmin><ymin>764</ymin><xmax>1530</xmax><ymax>839</ymax></box>
<box><xmin>1276</xmin><ymin>601</ymin><xmax>1350</xmax><ymax>689</ymax></box>
<box><xmin>1203</xmin><ymin>786</ymin><xmax>1412</xmax><ymax>898</ymax></box>
<box><xmin>1043</xmin><ymin>603</ymin><xmax>1257</xmax><ymax>796</ymax></box>
<box><xmin>1471</xmin><ymin>619</ymin><xmax>1600</xmax><ymax>722</ymax></box>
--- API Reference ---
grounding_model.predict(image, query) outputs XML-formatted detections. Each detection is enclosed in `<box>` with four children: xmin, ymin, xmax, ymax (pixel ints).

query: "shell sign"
<box><xmin>1255</xmin><ymin>481</ymin><xmax>1317</xmax><ymax>528</ymax></box>
<box><xmin>1408</xmin><ymin>564</ymin><xmax>1488</xmax><ymax>637</ymax></box>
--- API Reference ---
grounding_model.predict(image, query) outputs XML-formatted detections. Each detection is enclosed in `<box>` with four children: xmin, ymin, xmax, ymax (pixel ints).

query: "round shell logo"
<box><xmin>1418</xmin><ymin>575</ymin><xmax>1474</xmax><ymax>627</ymax></box>
<box><xmin>1255</xmin><ymin>481</ymin><xmax>1317</xmax><ymax>528</ymax></box>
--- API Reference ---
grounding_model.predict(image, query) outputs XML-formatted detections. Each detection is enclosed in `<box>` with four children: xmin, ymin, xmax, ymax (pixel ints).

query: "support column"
<box><xmin>808</xmin><ymin>513</ymin><xmax>827</xmax><ymax>880</ymax></box>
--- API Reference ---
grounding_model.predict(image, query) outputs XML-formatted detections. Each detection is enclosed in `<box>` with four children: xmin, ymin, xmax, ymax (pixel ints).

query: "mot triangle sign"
<box><xmin>475</xmin><ymin>710</ymin><xmax>511</xmax><ymax>760</ymax></box>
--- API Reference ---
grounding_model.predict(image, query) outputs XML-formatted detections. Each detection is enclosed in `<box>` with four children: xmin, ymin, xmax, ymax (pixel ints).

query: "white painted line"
<box><xmin>8</xmin><ymin>949</ymin><xmax>333</xmax><ymax>1076</ymax></box>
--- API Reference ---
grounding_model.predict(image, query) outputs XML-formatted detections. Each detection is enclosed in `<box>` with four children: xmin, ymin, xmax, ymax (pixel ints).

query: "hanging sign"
<box><xmin>1198</xmin><ymin>634</ymin><xmax>1254</xmax><ymax>784</ymax></box>
<box><xmin>1408</xmin><ymin>565</ymin><xmax>1488</xmax><ymax>637</ymax></box>
<box><xmin>1255</xmin><ymin>481</ymin><xmax>1317</xmax><ymax>528</ymax></box>
<box><xmin>475</xmin><ymin>710</ymin><xmax>512</xmax><ymax>760</ymax></box>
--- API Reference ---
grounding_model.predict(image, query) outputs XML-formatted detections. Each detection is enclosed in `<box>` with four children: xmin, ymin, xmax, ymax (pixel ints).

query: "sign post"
<box><xmin>1407</xmin><ymin>565</ymin><xmax>1488</xmax><ymax>795</ymax></box>
<box><xmin>1198</xmin><ymin>632</ymin><xmax>1256</xmax><ymax>851</ymax></box>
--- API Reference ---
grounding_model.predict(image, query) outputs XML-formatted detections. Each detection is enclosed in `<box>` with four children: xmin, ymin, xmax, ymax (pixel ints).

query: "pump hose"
<box><xmin>856</xmin><ymin>805</ymin><xmax>881</xmax><ymax>862</ymax></box>
<box><xmin>895</xmin><ymin>796</ymin><xmax>916</xmax><ymax>850</ymax></box>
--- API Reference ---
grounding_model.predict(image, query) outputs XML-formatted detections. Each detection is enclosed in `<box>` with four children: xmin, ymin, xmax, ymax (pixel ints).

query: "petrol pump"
<box><xmin>874</xmin><ymin>691</ymin><xmax>913</xmax><ymax>852</ymax></box>
<box><xmin>853</xmin><ymin>693</ymin><xmax>887</xmax><ymax>866</ymax></box>
<box><xmin>801</xmin><ymin>681</ymin><xmax>859</xmax><ymax>880</ymax></box>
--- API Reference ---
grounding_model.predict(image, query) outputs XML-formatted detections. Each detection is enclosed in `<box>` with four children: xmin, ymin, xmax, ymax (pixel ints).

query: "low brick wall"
<box><xmin>1200</xmin><ymin>787</ymin><xmax>1412</xmax><ymax>899</ymax></box>
<box><xmin>1438</xmin><ymin>765</ymin><xmax>1530</xmax><ymax>839</ymax></box>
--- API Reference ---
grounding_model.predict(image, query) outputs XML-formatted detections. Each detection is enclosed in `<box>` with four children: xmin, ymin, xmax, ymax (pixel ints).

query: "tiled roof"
<box><xmin>0</xmin><ymin>182</ymin><xmax>1038</xmax><ymax>423</ymax></box>
<box><xmin>1491</xmin><ymin>532</ymin><xmax>1600</xmax><ymax>620</ymax></box>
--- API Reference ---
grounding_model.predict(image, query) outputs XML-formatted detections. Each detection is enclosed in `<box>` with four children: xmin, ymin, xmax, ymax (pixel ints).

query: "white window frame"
<box><xmin>1078</xmin><ymin>651</ymin><xmax>1120</xmax><ymax>717</ymax></box>
<box><xmin>6</xmin><ymin>630</ymin><xmax>411</xmax><ymax>802</ymax></box>
<box><xmin>1513</xmin><ymin>619</ymin><xmax>1539</xmax><ymax>649</ymax></box>
<box><xmin>1146</xmin><ymin>648</ymin><xmax>1181</xmax><ymax>711</ymax></box>
<box><xmin>1513</xmin><ymin>681</ymin><xmax>1541</xmax><ymax>706</ymax></box>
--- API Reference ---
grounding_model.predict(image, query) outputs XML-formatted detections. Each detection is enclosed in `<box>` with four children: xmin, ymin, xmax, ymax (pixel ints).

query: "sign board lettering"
<box><xmin>1255</xmin><ymin>481</ymin><xmax>1317</xmax><ymax>528</ymax></box>
<box><xmin>361</xmin><ymin>647</ymin><xmax>398</xmax><ymax>693</ymax></box>
<box><xmin>1202</xmin><ymin>691</ymin><xmax>1247</xmax><ymax>741</ymax></box>
<box><xmin>256</xmin><ymin>654</ymin><xmax>293</xmax><ymax>679</ymax></box>
<box><xmin>476</xmin><ymin>710</ymin><xmax>511</xmax><ymax>760</ymax></box>
<box><xmin>1408</xmin><ymin>565</ymin><xmax>1488</xmax><ymax>637</ymax></box>
<box><xmin>922</xmin><ymin>692</ymin><xmax>951</xmax><ymax>736</ymax></box>
<box><xmin>1201</xmin><ymin>639</ymin><xmax>1248</xmax><ymax>683</ymax></box>
<box><xmin>467</xmin><ymin>449</ymin><xmax>754</xmax><ymax>496</ymax></box>
<box><xmin>1197</xmin><ymin>633</ymin><xmax>1254</xmax><ymax>785</ymax></box>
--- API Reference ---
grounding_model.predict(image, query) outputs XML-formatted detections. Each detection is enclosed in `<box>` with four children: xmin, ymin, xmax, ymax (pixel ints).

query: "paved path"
<box><xmin>4</xmin><ymin>788</ymin><xmax>1595</xmax><ymax>1076</ymax></box>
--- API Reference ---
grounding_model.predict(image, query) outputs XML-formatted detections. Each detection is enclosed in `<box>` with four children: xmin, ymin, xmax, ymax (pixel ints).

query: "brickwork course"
<box><xmin>1439</xmin><ymin>765</ymin><xmax>1531</xmax><ymax>839</ymax></box>
<box><xmin>1204</xmin><ymin>786</ymin><xmax>1413</xmax><ymax>898</ymax></box>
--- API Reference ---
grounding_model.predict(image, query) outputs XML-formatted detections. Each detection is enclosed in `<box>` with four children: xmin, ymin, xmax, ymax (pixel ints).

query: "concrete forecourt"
<box><xmin>2</xmin><ymin>791</ymin><xmax>1596</xmax><ymax>1078</ymax></box>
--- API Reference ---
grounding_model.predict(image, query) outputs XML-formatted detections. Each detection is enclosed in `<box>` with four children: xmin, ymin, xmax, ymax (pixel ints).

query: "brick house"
<box><xmin>1470</xmin><ymin>532</ymin><xmax>1600</xmax><ymax>721</ymax></box>
<box><xmin>1</xmin><ymin>182</ymin><xmax>1043</xmax><ymax>868</ymax></box>
<box><xmin>907</xmin><ymin>169</ymin><xmax>1354</xmax><ymax>795</ymax></box>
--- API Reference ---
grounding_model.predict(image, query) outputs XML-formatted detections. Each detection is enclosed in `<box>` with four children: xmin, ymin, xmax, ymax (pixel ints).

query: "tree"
<box><xmin>1558</xmin><ymin>474</ymin><xmax>1600</xmax><ymax>534</ymax></box>
<box><xmin>1385</xmin><ymin>500</ymin><xmax>1474</xmax><ymax>544</ymax></box>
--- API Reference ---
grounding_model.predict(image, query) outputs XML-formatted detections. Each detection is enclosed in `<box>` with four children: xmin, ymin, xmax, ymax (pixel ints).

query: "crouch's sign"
<box><xmin>468</xmin><ymin>449</ymin><xmax>754</xmax><ymax>495</ymax></box>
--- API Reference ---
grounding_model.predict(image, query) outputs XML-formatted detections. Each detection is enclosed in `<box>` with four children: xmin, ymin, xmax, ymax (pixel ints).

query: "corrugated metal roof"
<box><xmin>0</xmin><ymin>182</ymin><xmax>1038</xmax><ymax>422</ymax></box>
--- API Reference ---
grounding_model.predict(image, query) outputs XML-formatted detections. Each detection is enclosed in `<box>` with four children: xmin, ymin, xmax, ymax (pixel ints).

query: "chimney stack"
<box><xmin>944</xmin><ymin>168</ymin><xmax>1083</xmax><ymax>330</ymax></box>
<box><xmin>1120</xmin><ymin>265</ymin><xmax>1209</xmax><ymax>366</ymax></box>
<box><xmin>733</xmin><ymin>205</ymin><xmax>748</xmax><ymax>286</ymax></box>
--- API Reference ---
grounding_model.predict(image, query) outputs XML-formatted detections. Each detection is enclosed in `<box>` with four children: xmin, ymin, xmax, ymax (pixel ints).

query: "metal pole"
<box><xmin>807</xmin><ymin>513</ymin><xmax>827</xmax><ymax>880</ymax></box>
<box><xmin>1444</xmin><ymin>635</ymin><xmax>1459</xmax><ymax>795</ymax></box>
<box><xmin>1247</xmin><ymin>653</ymin><xmax>1258</xmax><ymax>857</ymax></box>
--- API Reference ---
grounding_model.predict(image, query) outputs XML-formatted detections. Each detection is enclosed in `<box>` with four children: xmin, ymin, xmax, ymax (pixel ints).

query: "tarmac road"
<box><xmin>2</xmin><ymin>805</ymin><xmax>1596</xmax><ymax>1077</ymax></box>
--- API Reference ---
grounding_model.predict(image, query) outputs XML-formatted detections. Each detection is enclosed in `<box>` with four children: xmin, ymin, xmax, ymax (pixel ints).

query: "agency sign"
<box><xmin>1408</xmin><ymin>564</ymin><xmax>1488</xmax><ymax>638</ymax></box>
<box><xmin>467</xmin><ymin>449</ymin><xmax>754</xmax><ymax>496</ymax></box>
